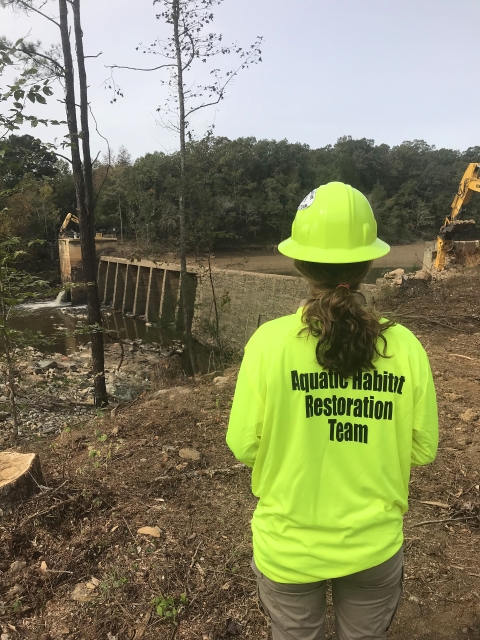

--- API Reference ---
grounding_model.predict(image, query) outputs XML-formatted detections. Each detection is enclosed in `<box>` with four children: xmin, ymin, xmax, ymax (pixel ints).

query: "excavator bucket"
<box><xmin>438</xmin><ymin>218</ymin><xmax>476</xmax><ymax>241</ymax></box>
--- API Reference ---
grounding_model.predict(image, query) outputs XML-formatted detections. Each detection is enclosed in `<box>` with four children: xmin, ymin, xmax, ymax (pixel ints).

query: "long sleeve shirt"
<box><xmin>227</xmin><ymin>309</ymin><xmax>438</xmax><ymax>583</ymax></box>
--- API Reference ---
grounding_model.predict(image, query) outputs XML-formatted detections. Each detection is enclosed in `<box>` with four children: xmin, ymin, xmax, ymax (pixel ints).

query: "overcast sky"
<box><xmin>1</xmin><ymin>0</ymin><xmax>480</xmax><ymax>161</ymax></box>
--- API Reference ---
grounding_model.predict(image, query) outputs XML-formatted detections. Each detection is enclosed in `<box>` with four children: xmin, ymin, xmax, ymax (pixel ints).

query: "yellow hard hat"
<box><xmin>278</xmin><ymin>182</ymin><xmax>390</xmax><ymax>263</ymax></box>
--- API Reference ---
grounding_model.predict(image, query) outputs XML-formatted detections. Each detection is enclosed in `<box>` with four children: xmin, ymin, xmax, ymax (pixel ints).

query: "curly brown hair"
<box><xmin>294</xmin><ymin>260</ymin><xmax>395</xmax><ymax>378</ymax></box>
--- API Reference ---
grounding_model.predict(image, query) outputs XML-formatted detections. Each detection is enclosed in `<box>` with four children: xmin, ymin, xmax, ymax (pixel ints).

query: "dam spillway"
<box><xmin>97</xmin><ymin>257</ymin><xmax>197</xmax><ymax>331</ymax></box>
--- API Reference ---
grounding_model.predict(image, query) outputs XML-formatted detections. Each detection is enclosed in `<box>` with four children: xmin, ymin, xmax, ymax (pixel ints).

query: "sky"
<box><xmin>1</xmin><ymin>0</ymin><xmax>480</xmax><ymax>161</ymax></box>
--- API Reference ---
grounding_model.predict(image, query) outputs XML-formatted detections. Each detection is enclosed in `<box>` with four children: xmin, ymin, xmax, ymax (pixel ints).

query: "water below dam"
<box><xmin>15</xmin><ymin>298</ymin><xmax>215</xmax><ymax>373</ymax></box>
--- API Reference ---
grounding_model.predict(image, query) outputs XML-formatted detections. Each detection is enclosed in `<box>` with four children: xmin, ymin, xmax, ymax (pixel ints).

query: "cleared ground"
<box><xmin>115</xmin><ymin>242</ymin><xmax>427</xmax><ymax>277</ymax></box>
<box><xmin>199</xmin><ymin>243</ymin><xmax>426</xmax><ymax>275</ymax></box>
<box><xmin>1</xmin><ymin>266</ymin><xmax>479</xmax><ymax>640</ymax></box>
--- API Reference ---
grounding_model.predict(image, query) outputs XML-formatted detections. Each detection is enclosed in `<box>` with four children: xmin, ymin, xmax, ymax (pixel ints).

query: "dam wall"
<box><xmin>97</xmin><ymin>257</ymin><xmax>377</xmax><ymax>352</ymax></box>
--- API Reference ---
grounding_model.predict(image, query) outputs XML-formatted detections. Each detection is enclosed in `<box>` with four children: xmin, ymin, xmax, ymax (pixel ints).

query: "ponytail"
<box><xmin>294</xmin><ymin>260</ymin><xmax>395</xmax><ymax>378</ymax></box>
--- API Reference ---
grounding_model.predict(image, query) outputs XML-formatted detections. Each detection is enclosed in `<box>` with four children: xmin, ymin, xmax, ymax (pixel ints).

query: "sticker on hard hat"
<box><xmin>298</xmin><ymin>189</ymin><xmax>316</xmax><ymax>211</ymax></box>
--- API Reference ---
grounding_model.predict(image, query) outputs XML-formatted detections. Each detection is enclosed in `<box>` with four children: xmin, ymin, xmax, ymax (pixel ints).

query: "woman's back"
<box><xmin>227</xmin><ymin>182</ymin><xmax>438</xmax><ymax>639</ymax></box>
<box><xmin>227</xmin><ymin>310</ymin><xmax>437</xmax><ymax>583</ymax></box>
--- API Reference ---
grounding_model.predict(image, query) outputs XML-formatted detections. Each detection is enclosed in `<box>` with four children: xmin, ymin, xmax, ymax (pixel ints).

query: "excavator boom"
<box><xmin>59</xmin><ymin>213</ymin><xmax>79</xmax><ymax>234</ymax></box>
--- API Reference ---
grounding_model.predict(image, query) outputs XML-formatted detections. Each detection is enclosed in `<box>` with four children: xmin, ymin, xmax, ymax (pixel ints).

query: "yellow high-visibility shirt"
<box><xmin>226</xmin><ymin>308</ymin><xmax>438</xmax><ymax>583</ymax></box>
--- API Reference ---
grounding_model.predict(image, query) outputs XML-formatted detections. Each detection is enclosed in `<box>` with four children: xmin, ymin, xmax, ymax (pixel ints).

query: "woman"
<box><xmin>226</xmin><ymin>182</ymin><xmax>438</xmax><ymax>640</ymax></box>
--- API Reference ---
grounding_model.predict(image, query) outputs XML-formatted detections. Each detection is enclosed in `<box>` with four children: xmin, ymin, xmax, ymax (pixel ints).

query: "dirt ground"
<box><xmin>115</xmin><ymin>242</ymin><xmax>426</xmax><ymax>277</ymax></box>
<box><xmin>1</xmin><ymin>266</ymin><xmax>480</xmax><ymax>640</ymax></box>
<box><xmin>201</xmin><ymin>244</ymin><xmax>426</xmax><ymax>275</ymax></box>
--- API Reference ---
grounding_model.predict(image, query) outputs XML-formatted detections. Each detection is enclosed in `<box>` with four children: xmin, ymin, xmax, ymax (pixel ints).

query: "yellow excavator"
<box><xmin>59</xmin><ymin>212</ymin><xmax>79</xmax><ymax>236</ymax></box>
<box><xmin>59</xmin><ymin>213</ymin><xmax>106</xmax><ymax>238</ymax></box>
<box><xmin>435</xmin><ymin>163</ymin><xmax>480</xmax><ymax>270</ymax></box>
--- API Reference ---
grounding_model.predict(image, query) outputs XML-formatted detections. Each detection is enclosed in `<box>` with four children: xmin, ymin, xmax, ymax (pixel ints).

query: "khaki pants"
<box><xmin>252</xmin><ymin>548</ymin><xmax>404</xmax><ymax>640</ymax></box>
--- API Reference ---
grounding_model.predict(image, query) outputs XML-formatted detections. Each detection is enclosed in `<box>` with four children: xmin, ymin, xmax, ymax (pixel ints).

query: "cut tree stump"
<box><xmin>0</xmin><ymin>452</ymin><xmax>44</xmax><ymax>505</ymax></box>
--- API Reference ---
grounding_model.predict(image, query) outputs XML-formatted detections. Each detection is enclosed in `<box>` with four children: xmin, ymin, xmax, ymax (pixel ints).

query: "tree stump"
<box><xmin>0</xmin><ymin>452</ymin><xmax>44</xmax><ymax>506</ymax></box>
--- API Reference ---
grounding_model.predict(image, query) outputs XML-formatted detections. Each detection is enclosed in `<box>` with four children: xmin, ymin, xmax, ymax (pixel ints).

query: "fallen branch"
<box><xmin>20</xmin><ymin>496</ymin><xmax>78</xmax><ymax>526</ymax></box>
<box><xmin>411</xmin><ymin>515</ymin><xmax>479</xmax><ymax>527</ymax></box>
<box><xmin>152</xmin><ymin>465</ymin><xmax>247</xmax><ymax>484</ymax></box>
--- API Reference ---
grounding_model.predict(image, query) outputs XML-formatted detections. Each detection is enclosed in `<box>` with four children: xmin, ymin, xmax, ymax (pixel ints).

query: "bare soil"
<box><xmin>201</xmin><ymin>244</ymin><xmax>426</xmax><ymax>275</ymax></box>
<box><xmin>1</xmin><ymin>267</ymin><xmax>480</xmax><ymax>640</ymax></box>
<box><xmin>114</xmin><ymin>242</ymin><xmax>426</xmax><ymax>276</ymax></box>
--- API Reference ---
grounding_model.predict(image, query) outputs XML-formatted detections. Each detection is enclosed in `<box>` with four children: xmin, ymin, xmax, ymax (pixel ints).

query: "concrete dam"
<box><xmin>59</xmin><ymin>238</ymin><xmax>480</xmax><ymax>351</ymax></box>
<box><xmin>96</xmin><ymin>255</ymin><xmax>311</xmax><ymax>351</ymax></box>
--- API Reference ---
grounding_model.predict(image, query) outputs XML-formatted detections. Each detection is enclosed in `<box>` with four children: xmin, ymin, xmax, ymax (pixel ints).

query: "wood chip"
<box><xmin>137</xmin><ymin>526</ymin><xmax>161</xmax><ymax>538</ymax></box>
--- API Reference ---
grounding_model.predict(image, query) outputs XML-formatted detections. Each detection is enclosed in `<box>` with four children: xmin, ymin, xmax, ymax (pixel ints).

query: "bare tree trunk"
<box><xmin>173</xmin><ymin>0</ymin><xmax>196</xmax><ymax>376</ymax></box>
<box><xmin>58</xmin><ymin>0</ymin><xmax>107</xmax><ymax>406</ymax></box>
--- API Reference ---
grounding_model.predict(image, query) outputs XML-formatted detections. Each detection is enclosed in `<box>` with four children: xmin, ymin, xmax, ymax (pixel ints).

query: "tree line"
<box><xmin>2</xmin><ymin>134</ymin><xmax>480</xmax><ymax>254</ymax></box>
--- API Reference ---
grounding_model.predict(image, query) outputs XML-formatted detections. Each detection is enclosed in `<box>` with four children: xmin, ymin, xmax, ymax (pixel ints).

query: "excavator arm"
<box><xmin>435</xmin><ymin>163</ymin><xmax>480</xmax><ymax>270</ymax></box>
<box><xmin>59</xmin><ymin>213</ymin><xmax>79</xmax><ymax>234</ymax></box>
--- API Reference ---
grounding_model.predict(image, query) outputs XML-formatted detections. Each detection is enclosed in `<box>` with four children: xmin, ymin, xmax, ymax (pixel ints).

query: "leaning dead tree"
<box><xmin>1</xmin><ymin>0</ymin><xmax>108</xmax><ymax>406</ymax></box>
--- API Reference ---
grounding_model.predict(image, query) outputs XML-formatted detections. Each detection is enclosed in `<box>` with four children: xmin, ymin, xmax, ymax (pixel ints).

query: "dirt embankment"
<box><xmin>1</xmin><ymin>268</ymin><xmax>480</xmax><ymax>640</ymax></box>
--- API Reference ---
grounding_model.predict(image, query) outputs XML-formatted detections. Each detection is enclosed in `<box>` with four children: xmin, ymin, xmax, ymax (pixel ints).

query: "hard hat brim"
<box><xmin>277</xmin><ymin>236</ymin><xmax>391</xmax><ymax>264</ymax></box>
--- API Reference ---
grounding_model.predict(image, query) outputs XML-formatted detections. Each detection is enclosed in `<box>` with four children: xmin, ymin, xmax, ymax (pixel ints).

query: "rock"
<box><xmin>444</xmin><ymin>393</ymin><xmax>462</xmax><ymax>402</ymax></box>
<box><xmin>152</xmin><ymin>386</ymin><xmax>192</xmax><ymax>399</ymax></box>
<box><xmin>225</xmin><ymin>620</ymin><xmax>243</xmax><ymax>636</ymax></box>
<box><xmin>1</xmin><ymin>633</ymin><xmax>12</xmax><ymax>640</ymax></box>
<box><xmin>9</xmin><ymin>560</ymin><xmax>27</xmax><ymax>574</ymax></box>
<box><xmin>162</xmin><ymin>445</ymin><xmax>176</xmax><ymax>455</ymax></box>
<box><xmin>34</xmin><ymin>360</ymin><xmax>57</xmax><ymax>372</ymax></box>
<box><xmin>200</xmin><ymin>370</ymin><xmax>221</xmax><ymax>382</ymax></box>
<box><xmin>0</xmin><ymin>412</ymin><xmax>10</xmax><ymax>422</ymax></box>
<box><xmin>152</xmin><ymin>389</ymin><xmax>169</xmax><ymax>398</ymax></box>
<box><xmin>71</xmin><ymin>582</ymin><xmax>96</xmax><ymax>603</ymax></box>
<box><xmin>213</xmin><ymin>376</ymin><xmax>229</xmax><ymax>386</ymax></box>
<box><xmin>106</xmin><ymin>371</ymin><xmax>150</xmax><ymax>401</ymax></box>
<box><xmin>384</xmin><ymin>268</ymin><xmax>405</xmax><ymax>279</ymax></box>
<box><xmin>459</xmin><ymin>409</ymin><xmax>478</xmax><ymax>423</ymax></box>
<box><xmin>411</xmin><ymin>269</ymin><xmax>432</xmax><ymax>281</ymax></box>
<box><xmin>179</xmin><ymin>447</ymin><xmax>201</xmax><ymax>461</ymax></box>
<box><xmin>42</xmin><ymin>427</ymin><xmax>57</xmax><ymax>435</ymax></box>
<box><xmin>137</xmin><ymin>526</ymin><xmax>161</xmax><ymax>538</ymax></box>
<box><xmin>0</xmin><ymin>453</ymin><xmax>44</xmax><ymax>506</ymax></box>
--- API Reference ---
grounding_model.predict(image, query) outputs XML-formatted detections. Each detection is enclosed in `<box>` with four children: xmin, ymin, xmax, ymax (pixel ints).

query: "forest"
<box><xmin>2</xmin><ymin>132</ymin><xmax>480</xmax><ymax>264</ymax></box>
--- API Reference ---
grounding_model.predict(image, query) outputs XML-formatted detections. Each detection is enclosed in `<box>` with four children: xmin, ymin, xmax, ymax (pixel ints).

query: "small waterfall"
<box><xmin>21</xmin><ymin>289</ymin><xmax>71</xmax><ymax>310</ymax></box>
<box><xmin>55</xmin><ymin>289</ymin><xmax>69</xmax><ymax>305</ymax></box>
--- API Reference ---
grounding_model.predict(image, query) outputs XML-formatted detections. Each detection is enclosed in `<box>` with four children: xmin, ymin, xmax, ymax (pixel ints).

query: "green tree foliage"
<box><xmin>92</xmin><ymin>136</ymin><xmax>480</xmax><ymax>249</ymax></box>
<box><xmin>4</xmin><ymin>134</ymin><xmax>480</xmax><ymax>252</ymax></box>
<box><xmin>0</xmin><ymin>134</ymin><xmax>64</xmax><ymax>242</ymax></box>
<box><xmin>0</xmin><ymin>134</ymin><xmax>58</xmax><ymax>187</ymax></box>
